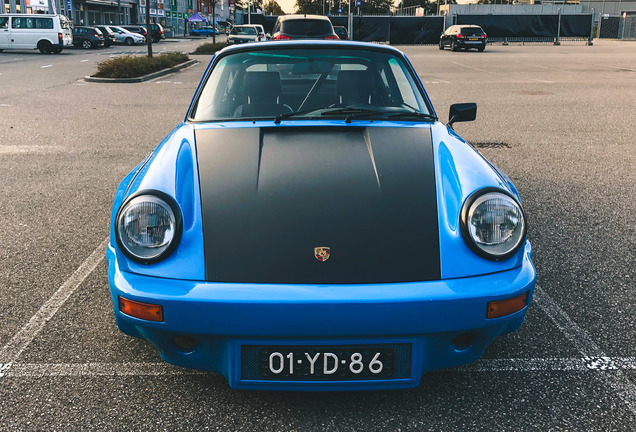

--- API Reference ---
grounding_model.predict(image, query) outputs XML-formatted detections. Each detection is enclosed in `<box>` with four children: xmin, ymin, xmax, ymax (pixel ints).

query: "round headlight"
<box><xmin>116</xmin><ymin>192</ymin><xmax>182</xmax><ymax>264</ymax></box>
<box><xmin>461</xmin><ymin>190</ymin><xmax>526</xmax><ymax>260</ymax></box>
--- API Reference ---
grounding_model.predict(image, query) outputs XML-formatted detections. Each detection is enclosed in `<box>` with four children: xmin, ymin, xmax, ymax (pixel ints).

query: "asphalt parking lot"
<box><xmin>1</xmin><ymin>39</ymin><xmax>635</xmax><ymax>430</ymax></box>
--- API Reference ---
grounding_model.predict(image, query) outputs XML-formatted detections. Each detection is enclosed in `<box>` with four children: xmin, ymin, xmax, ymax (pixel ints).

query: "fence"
<box><xmin>243</xmin><ymin>13</ymin><xmax>594</xmax><ymax>45</ymax></box>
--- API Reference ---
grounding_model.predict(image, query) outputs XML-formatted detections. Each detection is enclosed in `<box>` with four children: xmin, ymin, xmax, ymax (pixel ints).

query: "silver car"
<box><xmin>227</xmin><ymin>25</ymin><xmax>259</xmax><ymax>45</ymax></box>
<box><xmin>109</xmin><ymin>26</ymin><xmax>146</xmax><ymax>45</ymax></box>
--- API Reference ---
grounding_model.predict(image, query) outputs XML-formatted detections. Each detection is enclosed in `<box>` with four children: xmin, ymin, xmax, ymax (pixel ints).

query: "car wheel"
<box><xmin>451</xmin><ymin>40</ymin><xmax>457</xmax><ymax>52</ymax></box>
<box><xmin>82</xmin><ymin>39</ymin><xmax>92</xmax><ymax>49</ymax></box>
<box><xmin>478</xmin><ymin>46</ymin><xmax>485</xmax><ymax>52</ymax></box>
<box><xmin>125</xmin><ymin>38</ymin><xmax>134</xmax><ymax>46</ymax></box>
<box><xmin>38</xmin><ymin>41</ymin><xmax>53</xmax><ymax>54</ymax></box>
<box><xmin>52</xmin><ymin>47</ymin><xmax>63</xmax><ymax>54</ymax></box>
<box><xmin>439</xmin><ymin>40</ymin><xmax>444</xmax><ymax>50</ymax></box>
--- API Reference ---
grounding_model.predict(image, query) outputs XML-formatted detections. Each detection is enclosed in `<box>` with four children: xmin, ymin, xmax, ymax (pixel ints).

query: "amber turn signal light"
<box><xmin>119</xmin><ymin>296</ymin><xmax>164</xmax><ymax>322</ymax></box>
<box><xmin>487</xmin><ymin>292</ymin><xmax>528</xmax><ymax>319</ymax></box>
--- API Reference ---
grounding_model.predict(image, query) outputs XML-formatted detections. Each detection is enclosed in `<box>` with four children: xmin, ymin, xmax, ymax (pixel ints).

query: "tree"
<box><xmin>265</xmin><ymin>1</ymin><xmax>286</xmax><ymax>15</ymax></box>
<box><xmin>295</xmin><ymin>0</ymin><xmax>322</xmax><ymax>15</ymax></box>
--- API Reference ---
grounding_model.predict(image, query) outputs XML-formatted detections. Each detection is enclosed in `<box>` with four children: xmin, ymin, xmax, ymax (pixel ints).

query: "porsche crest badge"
<box><xmin>314</xmin><ymin>247</ymin><xmax>330</xmax><ymax>262</ymax></box>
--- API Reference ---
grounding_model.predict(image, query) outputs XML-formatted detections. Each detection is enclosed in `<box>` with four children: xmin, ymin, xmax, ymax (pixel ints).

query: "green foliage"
<box><xmin>265</xmin><ymin>0</ymin><xmax>286</xmax><ymax>15</ymax></box>
<box><xmin>294</xmin><ymin>0</ymin><xmax>322</xmax><ymax>14</ymax></box>
<box><xmin>93</xmin><ymin>53</ymin><xmax>190</xmax><ymax>78</ymax></box>
<box><xmin>192</xmin><ymin>42</ymin><xmax>227</xmax><ymax>54</ymax></box>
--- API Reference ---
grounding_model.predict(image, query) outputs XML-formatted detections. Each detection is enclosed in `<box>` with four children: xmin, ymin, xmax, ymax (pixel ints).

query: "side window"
<box><xmin>0</xmin><ymin>17</ymin><xmax>8</xmax><ymax>29</ymax></box>
<box><xmin>35</xmin><ymin>18</ymin><xmax>54</xmax><ymax>29</ymax></box>
<box><xmin>12</xmin><ymin>17</ymin><xmax>25</xmax><ymax>29</ymax></box>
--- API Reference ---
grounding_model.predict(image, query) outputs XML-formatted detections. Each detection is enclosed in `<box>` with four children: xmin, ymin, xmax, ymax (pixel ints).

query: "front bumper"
<box><xmin>107</xmin><ymin>242</ymin><xmax>535</xmax><ymax>390</ymax></box>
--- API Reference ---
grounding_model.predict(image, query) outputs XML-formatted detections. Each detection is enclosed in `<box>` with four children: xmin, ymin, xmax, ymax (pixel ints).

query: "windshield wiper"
<box><xmin>274</xmin><ymin>109</ymin><xmax>322</xmax><ymax>124</ymax></box>
<box><xmin>384</xmin><ymin>111</ymin><xmax>437</xmax><ymax>121</ymax></box>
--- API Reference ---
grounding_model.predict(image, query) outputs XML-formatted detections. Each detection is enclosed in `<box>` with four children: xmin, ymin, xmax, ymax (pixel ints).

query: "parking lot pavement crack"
<box><xmin>534</xmin><ymin>285</ymin><xmax>636</xmax><ymax>416</ymax></box>
<box><xmin>0</xmin><ymin>237</ymin><xmax>109</xmax><ymax>370</ymax></box>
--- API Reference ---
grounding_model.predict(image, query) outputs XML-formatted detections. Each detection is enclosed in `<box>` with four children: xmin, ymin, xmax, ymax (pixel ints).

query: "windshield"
<box><xmin>191</xmin><ymin>47</ymin><xmax>433</xmax><ymax>122</ymax></box>
<box><xmin>282</xmin><ymin>20</ymin><xmax>333</xmax><ymax>36</ymax></box>
<box><xmin>461</xmin><ymin>27</ymin><xmax>484</xmax><ymax>35</ymax></box>
<box><xmin>232</xmin><ymin>27</ymin><xmax>256</xmax><ymax>35</ymax></box>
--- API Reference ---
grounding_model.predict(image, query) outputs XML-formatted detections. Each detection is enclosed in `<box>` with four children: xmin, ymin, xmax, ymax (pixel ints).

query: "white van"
<box><xmin>0</xmin><ymin>14</ymin><xmax>73</xmax><ymax>54</ymax></box>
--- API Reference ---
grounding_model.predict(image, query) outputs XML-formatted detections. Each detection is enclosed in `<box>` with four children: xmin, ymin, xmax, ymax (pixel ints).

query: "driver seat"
<box><xmin>337</xmin><ymin>70</ymin><xmax>374</xmax><ymax>106</ymax></box>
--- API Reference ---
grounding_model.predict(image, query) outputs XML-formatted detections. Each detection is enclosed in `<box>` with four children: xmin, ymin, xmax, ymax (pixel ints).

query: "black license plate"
<box><xmin>241</xmin><ymin>344</ymin><xmax>412</xmax><ymax>381</ymax></box>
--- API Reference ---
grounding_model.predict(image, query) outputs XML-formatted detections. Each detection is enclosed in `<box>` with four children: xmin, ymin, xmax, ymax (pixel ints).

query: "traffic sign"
<box><xmin>355</xmin><ymin>0</ymin><xmax>361</xmax><ymax>7</ymax></box>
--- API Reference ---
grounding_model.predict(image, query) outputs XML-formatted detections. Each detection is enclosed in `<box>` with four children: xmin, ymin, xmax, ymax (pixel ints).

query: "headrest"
<box><xmin>244</xmin><ymin>71</ymin><xmax>282</xmax><ymax>104</ymax></box>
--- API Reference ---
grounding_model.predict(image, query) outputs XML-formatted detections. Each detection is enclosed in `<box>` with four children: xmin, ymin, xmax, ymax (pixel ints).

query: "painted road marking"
<box><xmin>41</xmin><ymin>65</ymin><xmax>53</xmax><ymax>69</ymax></box>
<box><xmin>80</xmin><ymin>59</ymin><xmax>89</xmax><ymax>63</ymax></box>
<box><xmin>531</xmin><ymin>79</ymin><xmax>554</xmax><ymax>83</ymax></box>
<box><xmin>534</xmin><ymin>285</ymin><xmax>636</xmax><ymax>415</ymax></box>
<box><xmin>0</xmin><ymin>104</ymin><xmax>11</xmax><ymax>107</ymax></box>
<box><xmin>2</xmin><ymin>357</ymin><xmax>636</xmax><ymax>378</ymax></box>
<box><xmin>451</xmin><ymin>62</ymin><xmax>490</xmax><ymax>73</ymax></box>
<box><xmin>516</xmin><ymin>62</ymin><xmax>572</xmax><ymax>73</ymax></box>
<box><xmin>0</xmin><ymin>237</ymin><xmax>108</xmax><ymax>367</ymax></box>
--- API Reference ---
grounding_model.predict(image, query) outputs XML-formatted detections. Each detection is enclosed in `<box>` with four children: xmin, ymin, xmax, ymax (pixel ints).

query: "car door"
<box><xmin>0</xmin><ymin>16</ymin><xmax>10</xmax><ymax>49</ymax></box>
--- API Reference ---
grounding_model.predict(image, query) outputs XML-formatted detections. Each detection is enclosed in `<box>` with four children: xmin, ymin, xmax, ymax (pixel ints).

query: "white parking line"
<box><xmin>534</xmin><ymin>285</ymin><xmax>636</xmax><ymax>415</ymax></box>
<box><xmin>451</xmin><ymin>62</ymin><xmax>491</xmax><ymax>73</ymax></box>
<box><xmin>80</xmin><ymin>59</ymin><xmax>89</xmax><ymax>63</ymax></box>
<box><xmin>530</xmin><ymin>79</ymin><xmax>554</xmax><ymax>84</ymax></box>
<box><xmin>3</xmin><ymin>357</ymin><xmax>636</xmax><ymax>378</ymax></box>
<box><xmin>41</xmin><ymin>65</ymin><xmax>53</xmax><ymax>69</ymax></box>
<box><xmin>0</xmin><ymin>237</ymin><xmax>109</xmax><ymax>376</ymax></box>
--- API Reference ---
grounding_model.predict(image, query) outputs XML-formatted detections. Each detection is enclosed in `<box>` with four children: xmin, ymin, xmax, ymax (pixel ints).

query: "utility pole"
<box><xmin>146</xmin><ymin>1</ymin><xmax>153</xmax><ymax>57</ymax></box>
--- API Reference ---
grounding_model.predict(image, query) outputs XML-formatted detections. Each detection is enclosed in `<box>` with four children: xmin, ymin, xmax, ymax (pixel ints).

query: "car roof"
<box><xmin>216</xmin><ymin>40</ymin><xmax>405</xmax><ymax>57</ymax></box>
<box><xmin>277</xmin><ymin>14</ymin><xmax>331</xmax><ymax>22</ymax></box>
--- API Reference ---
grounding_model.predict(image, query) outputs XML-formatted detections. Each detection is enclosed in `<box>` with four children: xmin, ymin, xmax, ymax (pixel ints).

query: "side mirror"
<box><xmin>448</xmin><ymin>103</ymin><xmax>477</xmax><ymax>129</ymax></box>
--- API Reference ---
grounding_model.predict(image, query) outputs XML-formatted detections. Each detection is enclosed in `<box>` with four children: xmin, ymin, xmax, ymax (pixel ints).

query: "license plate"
<box><xmin>241</xmin><ymin>344</ymin><xmax>412</xmax><ymax>381</ymax></box>
<box><xmin>469</xmin><ymin>38</ymin><xmax>479</xmax><ymax>41</ymax></box>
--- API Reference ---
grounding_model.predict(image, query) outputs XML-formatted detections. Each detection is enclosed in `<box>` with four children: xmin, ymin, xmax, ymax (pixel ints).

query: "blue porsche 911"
<box><xmin>107</xmin><ymin>41</ymin><xmax>536</xmax><ymax>391</ymax></box>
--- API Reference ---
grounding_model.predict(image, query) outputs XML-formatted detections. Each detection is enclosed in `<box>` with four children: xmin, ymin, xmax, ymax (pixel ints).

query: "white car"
<box><xmin>0</xmin><ymin>14</ymin><xmax>73</xmax><ymax>54</ymax></box>
<box><xmin>109</xmin><ymin>26</ymin><xmax>146</xmax><ymax>45</ymax></box>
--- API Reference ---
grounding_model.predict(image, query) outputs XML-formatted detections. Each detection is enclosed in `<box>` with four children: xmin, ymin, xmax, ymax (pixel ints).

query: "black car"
<box><xmin>95</xmin><ymin>25</ymin><xmax>116</xmax><ymax>47</ymax></box>
<box><xmin>72</xmin><ymin>26</ymin><xmax>104</xmax><ymax>49</ymax></box>
<box><xmin>439</xmin><ymin>25</ymin><xmax>487</xmax><ymax>52</ymax></box>
<box><xmin>271</xmin><ymin>14</ymin><xmax>338</xmax><ymax>40</ymax></box>
<box><xmin>121</xmin><ymin>25</ymin><xmax>148</xmax><ymax>40</ymax></box>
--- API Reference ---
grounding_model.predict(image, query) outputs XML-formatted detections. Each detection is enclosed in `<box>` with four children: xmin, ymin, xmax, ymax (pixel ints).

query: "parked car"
<box><xmin>190</xmin><ymin>26</ymin><xmax>219</xmax><ymax>36</ymax></box>
<box><xmin>108</xmin><ymin>41</ymin><xmax>535</xmax><ymax>391</ymax></box>
<box><xmin>439</xmin><ymin>25</ymin><xmax>487</xmax><ymax>52</ymax></box>
<box><xmin>95</xmin><ymin>25</ymin><xmax>116</xmax><ymax>47</ymax></box>
<box><xmin>253</xmin><ymin>24</ymin><xmax>267</xmax><ymax>41</ymax></box>
<box><xmin>144</xmin><ymin>23</ymin><xmax>165</xmax><ymax>42</ymax></box>
<box><xmin>121</xmin><ymin>25</ymin><xmax>148</xmax><ymax>40</ymax></box>
<box><xmin>333</xmin><ymin>26</ymin><xmax>349</xmax><ymax>40</ymax></box>
<box><xmin>271</xmin><ymin>14</ymin><xmax>338</xmax><ymax>40</ymax></box>
<box><xmin>227</xmin><ymin>25</ymin><xmax>259</xmax><ymax>45</ymax></box>
<box><xmin>0</xmin><ymin>13</ymin><xmax>73</xmax><ymax>54</ymax></box>
<box><xmin>109</xmin><ymin>26</ymin><xmax>146</xmax><ymax>45</ymax></box>
<box><xmin>72</xmin><ymin>26</ymin><xmax>104</xmax><ymax>49</ymax></box>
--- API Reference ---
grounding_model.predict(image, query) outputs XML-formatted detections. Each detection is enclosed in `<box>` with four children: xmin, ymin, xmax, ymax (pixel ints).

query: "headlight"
<box><xmin>460</xmin><ymin>189</ymin><xmax>526</xmax><ymax>260</ymax></box>
<box><xmin>115</xmin><ymin>191</ymin><xmax>182</xmax><ymax>264</ymax></box>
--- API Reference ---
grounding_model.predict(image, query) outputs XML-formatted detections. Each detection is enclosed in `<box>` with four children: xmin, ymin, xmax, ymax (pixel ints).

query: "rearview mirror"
<box><xmin>448</xmin><ymin>103</ymin><xmax>477</xmax><ymax>129</ymax></box>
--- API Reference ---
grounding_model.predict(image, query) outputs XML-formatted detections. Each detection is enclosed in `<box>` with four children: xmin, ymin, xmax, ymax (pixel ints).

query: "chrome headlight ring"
<box><xmin>115</xmin><ymin>190</ymin><xmax>183</xmax><ymax>264</ymax></box>
<box><xmin>460</xmin><ymin>188</ymin><xmax>527</xmax><ymax>261</ymax></box>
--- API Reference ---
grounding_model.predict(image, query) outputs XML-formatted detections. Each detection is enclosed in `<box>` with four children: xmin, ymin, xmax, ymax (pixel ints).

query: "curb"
<box><xmin>85</xmin><ymin>59</ymin><xmax>199</xmax><ymax>83</ymax></box>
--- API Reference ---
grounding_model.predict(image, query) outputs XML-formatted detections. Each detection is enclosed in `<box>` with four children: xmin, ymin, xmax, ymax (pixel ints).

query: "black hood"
<box><xmin>195</xmin><ymin>126</ymin><xmax>440</xmax><ymax>284</ymax></box>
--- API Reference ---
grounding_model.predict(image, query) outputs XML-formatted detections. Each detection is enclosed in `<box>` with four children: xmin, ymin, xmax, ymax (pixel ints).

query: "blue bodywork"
<box><xmin>190</xmin><ymin>27</ymin><xmax>219</xmax><ymax>36</ymax></box>
<box><xmin>108</xmin><ymin>43</ymin><xmax>536</xmax><ymax>390</ymax></box>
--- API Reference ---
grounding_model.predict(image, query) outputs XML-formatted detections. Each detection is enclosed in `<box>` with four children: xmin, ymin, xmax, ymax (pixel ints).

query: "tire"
<box><xmin>439</xmin><ymin>40</ymin><xmax>444</xmax><ymax>50</ymax></box>
<box><xmin>451</xmin><ymin>40</ymin><xmax>457</xmax><ymax>52</ymax></box>
<box><xmin>82</xmin><ymin>39</ymin><xmax>92</xmax><ymax>49</ymax></box>
<box><xmin>52</xmin><ymin>47</ymin><xmax>63</xmax><ymax>54</ymax></box>
<box><xmin>38</xmin><ymin>41</ymin><xmax>53</xmax><ymax>54</ymax></box>
<box><xmin>478</xmin><ymin>46</ymin><xmax>485</xmax><ymax>52</ymax></box>
<box><xmin>125</xmin><ymin>37</ymin><xmax>134</xmax><ymax>46</ymax></box>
